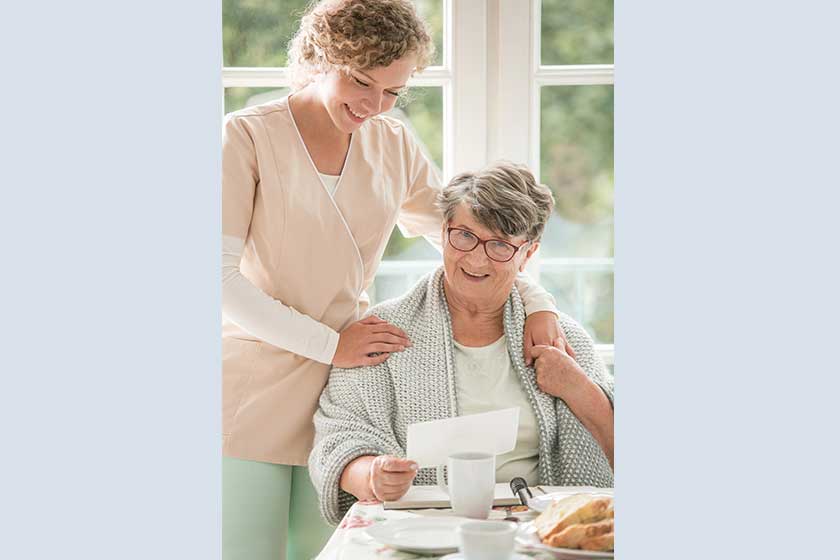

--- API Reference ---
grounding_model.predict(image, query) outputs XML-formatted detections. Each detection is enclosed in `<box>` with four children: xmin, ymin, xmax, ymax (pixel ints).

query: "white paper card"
<box><xmin>405</xmin><ymin>408</ymin><xmax>520</xmax><ymax>468</ymax></box>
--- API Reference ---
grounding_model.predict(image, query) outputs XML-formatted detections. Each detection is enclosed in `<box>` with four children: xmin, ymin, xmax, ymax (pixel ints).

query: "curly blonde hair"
<box><xmin>288</xmin><ymin>0</ymin><xmax>435</xmax><ymax>91</ymax></box>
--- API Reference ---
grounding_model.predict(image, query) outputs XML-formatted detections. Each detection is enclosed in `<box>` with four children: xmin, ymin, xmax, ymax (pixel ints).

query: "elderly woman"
<box><xmin>309</xmin><ymin>162</ymin><xmax>614</xmax><ymax>524</ymax></box>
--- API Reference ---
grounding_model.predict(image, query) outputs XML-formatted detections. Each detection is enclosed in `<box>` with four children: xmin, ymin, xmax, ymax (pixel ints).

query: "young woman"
<box><xmin>222</xmin><ymin>1</ymin><xmax>570</xmax><ymax>558</ymax></box>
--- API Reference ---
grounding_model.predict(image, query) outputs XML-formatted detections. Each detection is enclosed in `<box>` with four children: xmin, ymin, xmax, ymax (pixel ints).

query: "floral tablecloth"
<box><xmin>314</xmin><ymin>500</ymin><xmax>557</xmax><ymax>560</ymax></box>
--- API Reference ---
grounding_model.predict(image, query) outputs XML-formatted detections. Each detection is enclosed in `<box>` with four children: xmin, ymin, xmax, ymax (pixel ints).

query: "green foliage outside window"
<box><xmin>541</xmin><ymin>0</ymin><xmax>613</xmax><ymax>65</ymax></box>
<box><xmin>223</xmin><ymin>0</ymin><xmax>310</xmax><ymax>67</ymax></box>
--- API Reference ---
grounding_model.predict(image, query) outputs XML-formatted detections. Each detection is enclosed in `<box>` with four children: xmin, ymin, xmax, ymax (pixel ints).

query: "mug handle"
<box><xmin>436</xmin><ymin>464</ymin><xmax>448</xmax><ymax>495</ymax></box>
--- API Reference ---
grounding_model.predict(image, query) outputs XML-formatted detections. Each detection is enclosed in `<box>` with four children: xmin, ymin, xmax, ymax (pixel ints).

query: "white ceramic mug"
<box><xmin>457</xmin><ymin>520</ymin><xmax>517</xmax><ymax>560</ymax></box>
<box><xmin>435</xmin><ymin>451</ymin><xmax>495</xmax><ymax>519</ymax></box>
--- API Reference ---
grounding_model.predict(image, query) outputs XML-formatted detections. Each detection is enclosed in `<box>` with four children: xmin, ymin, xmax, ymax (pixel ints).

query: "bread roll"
<box><xmin>579</xmin><ymin>531</ymin><xmax>614</xmax><ymax>551</ymax></box>
<box><xmin>545</xmin><ymin>518</ymin><xmax>614</xmax><ymax>548</ymax></box>
<box><xmin>534</xmin><ymin>494</ymin><xmax>613</xmax><ymax>540</ymax></box>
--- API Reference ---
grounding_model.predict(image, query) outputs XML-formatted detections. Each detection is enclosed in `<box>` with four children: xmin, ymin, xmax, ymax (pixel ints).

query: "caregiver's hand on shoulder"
<box><xmin>333</xmin><ymin>315</ymin><xmax>412</xmax><ymax>368</ymax></box>
<box><xmin>523</xmin><ymin>311</ymin><xmax>575</xmax><ymax>366</ymax></box>
<box><xmin>368</xmin><ymin>455</ymin><xmax>418</xmax><ymax>502</ymax></box>
<box><xmin>531</xmin><ymin>344</ymin><xmax>588</xmax><ymax>399</ymax></box>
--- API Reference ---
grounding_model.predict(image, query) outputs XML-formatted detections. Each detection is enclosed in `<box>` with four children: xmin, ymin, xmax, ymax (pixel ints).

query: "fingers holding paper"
<box><xmin>369</xmin><ymin>455</ymin><xmax>418</xmax><ymax>502</ymax></box>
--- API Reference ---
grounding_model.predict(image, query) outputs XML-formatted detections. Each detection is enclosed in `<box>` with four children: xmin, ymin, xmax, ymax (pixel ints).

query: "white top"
<box><xmin>319</xmin><ymin>172</ymin><xmax>340</xmax><ymax>196</ymax></box>
<box><xmin>453</xmin><ymin>335</ymin><xmax>541</xmax><ymax>486</ymax></box>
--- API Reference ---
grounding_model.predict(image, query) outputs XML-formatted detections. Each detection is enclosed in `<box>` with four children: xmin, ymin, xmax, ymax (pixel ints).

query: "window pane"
<box><xmin>224</xmin><ymin>87</ymin><xmax>290</xmax><ymax>114</ymax></box>
<box><xmin>582</xmin><ymin>271</ymin><xmax>613</xmax><ymax>344</ymax></box>
<box><xmin>540</xmin><ymin>85</ymin><xmax>613</xmax><ymax>258</ymax></box>
<box><xmin>540</xmin><ymin>84</ymin><xmax>613</xmax><ymax>345</ymax></box>
<box><xmin>540</xmin><ymin>271</ymin><xmax>579</xmax><ymax>324</ymax></box>
<box><xmin>369</xmin><ymin>262</ymin><xmax>439</xmax><ymax>305</ymax></box>
<box><xmin>223</xmin><ymin>0</ymin><xmax>310</xmax><ymax>67</ymax></box>
<box><xmin>381</xmin><ymin>86</ymin><xmax>443</xmax><ymax>262</ymax></box>
<box><xmin>539</xmin><ymin>268</ymin><xmax>613</xmax><ymax>345</ymax></box>
<box><xmin>414</xmin><ymin>0</ymin><xmax>444</xmax><ymax>67</ymax></box>
<box><xmin>224</xmin><ymin>0</ymin><xmax>443</xmax><ymax>68</ymax></box>
<box><xmin>541</xmin><ymin>0</ymin><xmax>613</xmax><ymax>65</ymax></box>
<box><xmin>389</xmin><ymin>87</ymin><xmax>443</xmax><ymax>170</ymax></box>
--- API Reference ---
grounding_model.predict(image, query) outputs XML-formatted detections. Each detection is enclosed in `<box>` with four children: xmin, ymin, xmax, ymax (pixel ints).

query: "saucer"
<box><xmin>439</xmin><ymin>554</ymin><xmax>530</xmax><ymax>560</ymax></box>
<box><xmin>366</xmin><ymin>517</ymin><xmax>469</xmax><ymax>555</ymax></box>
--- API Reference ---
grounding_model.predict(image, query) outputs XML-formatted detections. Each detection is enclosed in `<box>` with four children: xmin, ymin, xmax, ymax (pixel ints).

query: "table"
<box><xmin>314</xmin><ymin>498</ymin><xmax>562</xmax><ymax>560</ymax></box>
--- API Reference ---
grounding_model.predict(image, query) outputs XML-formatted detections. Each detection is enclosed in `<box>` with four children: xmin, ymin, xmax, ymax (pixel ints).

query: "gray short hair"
<box><xmin>436</xmin><ymin>162</ymin><xmax>555</xmax><ymax>241</ymax></box>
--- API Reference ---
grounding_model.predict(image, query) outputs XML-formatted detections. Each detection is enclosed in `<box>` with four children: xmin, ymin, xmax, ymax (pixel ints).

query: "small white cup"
<box><xmin>436</xmin><ymin>451</ymin><xmax>495</xmax><ymax>519</ymax></box>
<box><xmin>457</xmin><ymin>520</ymin><xmax>517</xmax><ymax>560</ymax></box>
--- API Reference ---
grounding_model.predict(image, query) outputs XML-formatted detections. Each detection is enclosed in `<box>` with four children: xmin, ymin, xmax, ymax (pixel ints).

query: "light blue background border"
<box><xmin>2</xmin><ymin>1</ymin><xmax>221</xmax><ymax>559</ymax></box>
<box><xmin>2</xmin><ymin>1</ymin><xmax>839</xmax><ymax>559</ymax></box>
<box><xmin>616</xmin><ymin>1</ymin><xmax>839</xmax><ymax>558</ymax></box>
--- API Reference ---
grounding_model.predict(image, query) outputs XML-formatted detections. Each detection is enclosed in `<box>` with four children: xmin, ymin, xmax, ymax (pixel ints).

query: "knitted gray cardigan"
<box><xmin>309</xmin><ymin>268</ymin><xmax>614</xmax><ymax>525</ymax></box>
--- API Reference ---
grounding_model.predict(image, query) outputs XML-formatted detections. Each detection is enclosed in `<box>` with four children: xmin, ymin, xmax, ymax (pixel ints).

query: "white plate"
<box><xmin>365</xmin><ymin>517</ymin><xmax>469</xmax><ymax>555</ymax></box>
<box><xmin>439</xmin><ymin>553</ymin><xmax>531</xmax><ymax>560</ymax></box>
<box><xmin>515</xmin><ymin>522</ymin><xmax>613</xmax><ymax>559</ymax></box>
<box><xmin>528</xmin><ymin>488</ymin><xmax>614</xmax><ymax>513</ymax></box>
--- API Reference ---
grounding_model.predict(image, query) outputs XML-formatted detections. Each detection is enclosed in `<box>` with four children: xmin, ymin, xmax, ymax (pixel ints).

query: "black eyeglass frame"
<box><xmin>446</xmin><ymin>227</ymin><xmax>531</xmax><ymax>263</ymax></box>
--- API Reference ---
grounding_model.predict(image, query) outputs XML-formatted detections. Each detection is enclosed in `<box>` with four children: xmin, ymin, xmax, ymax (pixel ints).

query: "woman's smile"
<box><xmin>460</xmin><ymin>267</ymin><xmax>490</xmax><ymax>281</ymax></box>
<box><xmin>344</xmin><ymin>103</ymin><xmax>368</xmax><ymax>123</ymax></box>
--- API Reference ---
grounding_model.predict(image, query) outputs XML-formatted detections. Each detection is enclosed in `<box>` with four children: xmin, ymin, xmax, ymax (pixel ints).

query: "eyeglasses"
<box><xmin>446</xmin><ymin>227</ymin><xmax>530</xmax><ymax>263</ymax></box>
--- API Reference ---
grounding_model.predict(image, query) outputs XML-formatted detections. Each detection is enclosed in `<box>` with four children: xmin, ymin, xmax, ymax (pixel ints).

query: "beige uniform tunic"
<box><xmin>222</xmin><ymin>96</ymin><xmax>556</xmax><ymax>465</ymax></box>
<box><xmin>222</xmin><ymin>97</ymin><xmax>442</xmax><ymax>465</ymax></box>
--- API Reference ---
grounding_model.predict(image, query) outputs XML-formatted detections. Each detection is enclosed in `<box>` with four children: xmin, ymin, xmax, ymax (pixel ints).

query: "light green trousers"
<box><xmin>223</xmin><ymin>457</ymin><xmax>335</xmax><ymax>560</ymax></box>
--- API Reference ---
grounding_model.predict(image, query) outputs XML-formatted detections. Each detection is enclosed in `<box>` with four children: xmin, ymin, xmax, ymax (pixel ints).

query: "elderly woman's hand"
<box><xmin>531</xmin><ymin>344</ymin><xmax>615</xmax><ymax>468</ymax></box>
<box><xmin>340</xmin><ymin>455</ymin><xmax>418</xmax><ymax>502</ymax></box>
<box><xmin>530</xmin><ymin>344</ymin><xmax>588</xmax><ymax>399</ymax></box>
<box><xmin>368</xmin><ymin>456</ymin><xmax>418</xmax><ymax>502</ymax></box>
<box><xmin>523</xmin><ymin>311</ymin><xmax>575</xmax><ymax>366</ymax></box>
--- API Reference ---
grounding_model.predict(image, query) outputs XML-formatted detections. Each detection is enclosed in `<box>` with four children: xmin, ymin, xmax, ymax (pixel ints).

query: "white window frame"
<box><xmin>483</xmin><ymin>0</ymin><xmax>615</xmax><ymax>364</ymax></box>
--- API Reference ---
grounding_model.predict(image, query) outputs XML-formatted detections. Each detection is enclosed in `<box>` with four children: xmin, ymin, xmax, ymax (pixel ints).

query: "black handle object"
<box><xmin>509</xmin><ymin>477</ymin><xmax>533</xmax><ymax>507</ymax></box>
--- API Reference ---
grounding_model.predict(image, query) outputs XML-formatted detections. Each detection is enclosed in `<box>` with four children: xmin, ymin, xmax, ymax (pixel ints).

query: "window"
<box><xmin>536</xmin><ymin>0</ymin><xmax>614</xmax><ymax>351</ymax></box>
<box><xmin>223</xmin><ymin>0</ymin><xmax>613</xmax><ymax>365</ymax></box>
<box><xmin>487</xmin><ymin>0</ymin><xmax>614</xmax><ymax>364</ymax></box>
